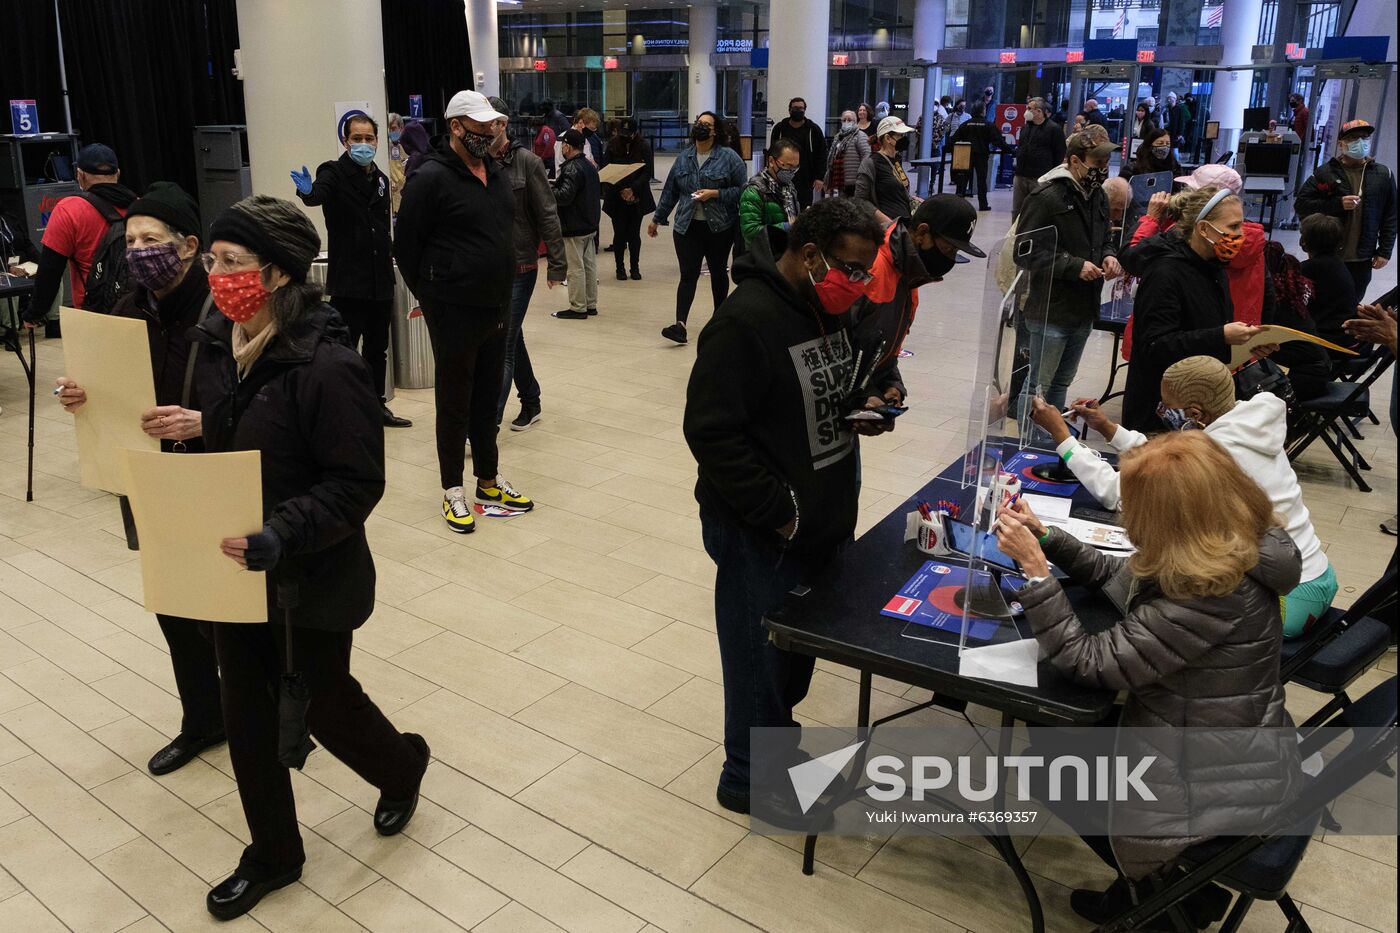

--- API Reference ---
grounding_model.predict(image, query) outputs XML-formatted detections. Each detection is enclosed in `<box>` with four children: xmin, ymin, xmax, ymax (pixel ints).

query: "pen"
<box><xmin>52</xmin><ymin>387</ymin><xmax>61</xmax><ymax>396</ymax></box>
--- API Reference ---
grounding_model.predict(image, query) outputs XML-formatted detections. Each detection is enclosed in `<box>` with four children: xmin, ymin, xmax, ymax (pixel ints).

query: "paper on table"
<box><xmin>1022</xmin><ymin>493</ymin><xmax>1072</xmax><ymax>524</ymax></box>
<box><xmin>1066</xmin><ymin>517</ymin><xmax>1134</xmax><ymax>551</ymax></box>
<box><xmin>121</xmin><ymin>449</ymin><xmax>267</xmax><ymax>623</ymax></box>
<box><xmin>60</xmin><ymin>306</ymin><xmax>159</xmax><ymax>494</ymax></box>
<box><xmin>958</xmin><ymin>638</ymin><xmax>1039</xmax><ymax>687</ymax></box>
<box><xmin>1228</xmin><ymin>324</ymin><xmax>1357</xmax><ymax>369</ymax></box>
<box><xmin>597</xmin><ymin>162</ymin><xmax>645</xmax><ymax>185</ymax></box>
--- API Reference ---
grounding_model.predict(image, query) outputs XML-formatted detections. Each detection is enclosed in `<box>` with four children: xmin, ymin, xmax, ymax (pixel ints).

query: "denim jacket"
<box><xmin>653</xmin><ymin>144</ymin><xmax>749</xmax><ymax>235</ymax></box>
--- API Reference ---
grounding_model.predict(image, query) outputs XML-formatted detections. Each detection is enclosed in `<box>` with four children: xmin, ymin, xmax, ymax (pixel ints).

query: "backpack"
<box><xmin>533</xmin><ymin>125</ymin><xmax>556</xmax><ymax>161</ymax></box>
<box><xmin>79</xmin><ymin>192</ymin><xmax>131</xmax><ymax>313</ymax></box>
<box><xmin>928</xmin><ymin>109</ymin><xmax>949</xmax><ymax>151</ymax></box>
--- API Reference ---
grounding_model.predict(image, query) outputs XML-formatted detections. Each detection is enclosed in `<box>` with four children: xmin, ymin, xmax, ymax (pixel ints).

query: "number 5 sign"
<box><xmin>9</xmin><ymin>100</ymin><xmax>39</xmax><ymax>135</ymax></box>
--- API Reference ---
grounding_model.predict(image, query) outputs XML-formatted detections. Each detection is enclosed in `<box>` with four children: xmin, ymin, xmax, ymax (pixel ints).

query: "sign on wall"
<box><xmin>334</xmin><ymin>100</ymin><xmax>373</xmax><ymax>144</ymax></box>
<box><xmin>9</xmin><ymin>100</ymin><xmax>39</xmax><ymax>135</ymax></box>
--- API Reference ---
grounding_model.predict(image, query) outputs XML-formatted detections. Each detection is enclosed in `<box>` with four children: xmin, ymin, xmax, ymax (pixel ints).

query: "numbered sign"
<box><xmin>9</xmin><ymin>100</ymin><xmax>39</xmax><ymax>136</ymax></box>
<box><xmin>408</xmin><ymin>95</ymin><xmax>423</xmax><ymax>119</ymax></box>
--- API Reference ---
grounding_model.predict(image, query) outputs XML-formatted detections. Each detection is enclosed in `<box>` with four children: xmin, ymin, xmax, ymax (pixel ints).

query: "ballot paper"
<box><xmin>1065</xmin><ymin>517</ymin><xmax>1134</xmax><ymax>551</ymax></box>
<box><xmin>121</xmin><ymin>449</ymin><xmax>267</xmax><ymax>624</ymax></box>
<box><xmin>1022</xmin><ymin>493</ymin><xmax>1072</xmax><ymax>524</ymax></box>
<box><xmin>958</xmin><ymin>638</ymin><xmax>1039</xmax><ymax>687</ymax></box>
<box><xmin>60</xmin><ymin>307</ymin><xmax>159</xmax><ymax>495</ymax></box>
<box><xmin>1228</xmin><ymin>324</ymin><xmax>1357</xmax><ymax>369</ymax></box>
<box><xmin>598</xmin><ymin>162</ymin><xmax>646</xmax><ymax>185</ymax></box>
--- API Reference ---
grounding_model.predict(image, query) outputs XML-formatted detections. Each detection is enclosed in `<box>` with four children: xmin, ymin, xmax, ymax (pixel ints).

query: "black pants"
<box><xmin>333</xmin><ymin>297</ymin><xmax>392</xmax><ymax>401</ymax></box>
<box><xmin>420</xmin><ymin>301</ymin><xmax>506</xmax><ymax>489</ymax></box>
<box><xmin>958</xmin><ymin>156</ymin><xmax>991</xmax><ymax>208</ymax></box>
<box><xmin>1347</xmin><ymin>260</ymin><xmax>1375</xmax><ymax>303</ymax></box>
<box><xmin>158</xmin><ymin>616</ymin><xmax>223</xmax><ymax>738</ymax></box>
<box><xmin>213</xmin><ymin>622</ymin><xmax>423</xmax><ymax>879</ymax></box>
<box><xmin>609</xmin><ymin>204</ymin><xmax>643</xmax><ymax>272</ymax></box>
<box><xmin>794</xmin><ymin>179</ymin><xmax>815</xmax><ymax>209</ymax></box>
<box><xmin>673</xmin><ymin>222</ymin><xmax>733</xmax><ymax>324</ymax></box>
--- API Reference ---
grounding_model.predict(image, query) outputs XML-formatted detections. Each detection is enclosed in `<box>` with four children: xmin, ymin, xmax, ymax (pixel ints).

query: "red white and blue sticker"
<box><xmin>1003</xmin><ymin>450</ymin><xmax>1080</xmax><ymax>497</ymax></box>
<box><xmin>474</xmin><ymin>504</ymin><xmax>524</xmax><ymax>519</ymax></box>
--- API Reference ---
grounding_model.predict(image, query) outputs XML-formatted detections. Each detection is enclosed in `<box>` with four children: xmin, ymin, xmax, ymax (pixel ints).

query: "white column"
<box><xmin>687</xmin><ymin>4</ymin><xmax>718</xmax><ymax>121</ymax></box>
<box><xmin>767</xmin><ymin>0</ymin><xmax>831</xmax><ymax>130</ymax></box>
<box><xmin>1343</xmin><ymin>0</ymin><xmax>1397</xmax><ymax>171</ymax></box>
<box><xmin>235</xmin><ymin>0</ymin><xmax>388</xmax><ymax>244</ymax></box>
<box><xmin>1212</xmin><ymin>0</ymin><xmax>1263</xmax><ymax>157</ymax></box>
<box><xmin>912</xmin><ymin>0</ymin><xmax>946</xmax><ymax>166</ymax></box>
<box><xmin>465</xmin><ymin>0</ymin><xmax>500</xmax><ymax>97</ymax></box>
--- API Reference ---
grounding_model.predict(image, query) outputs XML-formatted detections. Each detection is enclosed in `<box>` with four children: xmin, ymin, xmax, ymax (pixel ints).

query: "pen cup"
<box><xmin>905</xmin><ymin>509</ymin><xmax>952</xmax><ymax>557</ymax></box>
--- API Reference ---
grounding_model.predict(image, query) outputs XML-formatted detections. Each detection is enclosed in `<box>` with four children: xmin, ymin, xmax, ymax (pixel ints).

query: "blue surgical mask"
<box><xmin>349</xmin><ymin>143</ymin><xmax>376</xmax><ymax>166</ymax></box>
<box><xmin>389</xmin><ymin>130</ymin><xmax>402</xmax><ymax>142</ymax></box>
<box><xmin>1345</xmin><ymin>137</ymin><xmax>1371</xmax><ymax>159</ymax></box>
<box><xmin>841</xmin><ymin>121</ymin><xmax>856</xmax><ymax>133</ymax></box>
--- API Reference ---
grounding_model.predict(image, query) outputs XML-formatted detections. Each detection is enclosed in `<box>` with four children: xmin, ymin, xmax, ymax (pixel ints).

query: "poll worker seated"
<box><xmin>994</xmin><ymin>431</ymin><xmax>1303</xmax><ymax>928</ymax></box>
<box><xmin>1029</xmin><ymin>355</ymin><xmax>1335</xmax><ymax>637</ymax></box>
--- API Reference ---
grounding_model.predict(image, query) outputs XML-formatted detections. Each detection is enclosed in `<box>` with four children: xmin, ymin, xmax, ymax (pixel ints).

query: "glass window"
<box><xmin>716</xmin><ymin>3</ymin><xmax>767</xmax><ymax>53</ymax></box>
<box><xmin>626</xmin><ymin>8</ymin><xmax>688</xmax><ymax>54</ymax></box>
<box><xmin>1302</xmin><ymin>2</ymin><xmax>1340</xmax><ymax>47</ymax></box>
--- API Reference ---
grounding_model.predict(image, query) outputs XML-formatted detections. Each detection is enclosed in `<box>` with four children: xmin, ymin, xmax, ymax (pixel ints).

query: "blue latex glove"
<box><xmin>290</xmin><ymin>166</ymin><xmax>313</xmax><ymax>196</ymax></box>
<box><xmin>244</xmin><ymin>526</ymin><xmax>284</xmax><ymax>572</ymax></box>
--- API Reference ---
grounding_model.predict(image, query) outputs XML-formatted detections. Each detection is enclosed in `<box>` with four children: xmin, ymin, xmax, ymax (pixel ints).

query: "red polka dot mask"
<box><xmin>208</xmin><ymin>268</ymin><xmax>271</xmax><ymax>323</ymax></box>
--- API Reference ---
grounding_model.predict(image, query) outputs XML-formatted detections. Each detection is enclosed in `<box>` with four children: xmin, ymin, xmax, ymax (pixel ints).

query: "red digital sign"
<box><xmin>1285</xmin><ymin>42</ymin><xmax>1306</xmax><ymax>60</ymax></box>
<box><xmin>1136</xmin><ymin>49</ymin><xmax>1156</xmax><ymax>63</ymax></box>
<box><xmin>602</xmin><ymin>56</ymin><xmax>619</xmax><ymax>70</ymax></box>
<box><xmin>532</xmin><ymin>59</ymin><xmax>548</xmax><ymax>72</ymax></box>
<box><xmin>1000</xmin><ymin>51</ymin><xmax>1017</xmax><ymax>64</ymax></box>
<box><xmin>1066</xmin><ymin>50</ymin><xmax>1084</xmax><ymax>63</ymax></box>
<box><xmin>832</xmin><ymin>53</ymin><xmax>850</xmax><ymax>66</ymax></box>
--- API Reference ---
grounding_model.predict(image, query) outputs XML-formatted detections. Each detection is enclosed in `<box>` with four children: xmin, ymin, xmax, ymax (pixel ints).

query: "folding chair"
<box><xmin>1096</xmin><ymin>676</ymin><xmax>1398</xmax><ymax>933</ymax></box>
<box><xmin>1286</xmin><ymin>351</ymin><xmax>1394</xmax><ymax>492</ymax></box>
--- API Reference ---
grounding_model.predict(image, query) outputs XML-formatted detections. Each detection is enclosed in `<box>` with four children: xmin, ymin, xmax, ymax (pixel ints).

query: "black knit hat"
<box><xmin>207</xmin><ymin>195</ymin><xmax>320</xmax><ymax>283</ymax></box>
<box><xmin>127</xmin><ymin>182</ymin><xmax>201</xmax><ymax>241</ymax></box>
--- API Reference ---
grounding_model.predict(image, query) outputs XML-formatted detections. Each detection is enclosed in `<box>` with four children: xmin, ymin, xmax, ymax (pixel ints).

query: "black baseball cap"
<box><xmin>912</xmin><ymin>194</ymin><xmax>986</xmax><ymax>258</ymax></box>
<box><xmin>560</xmin><ymin>128</ymin><xmax>587</xmax><ymax>149</ymax></box>
<box><xmin>76</xmin><ymin>143</ymin><xmax>119</xmax><ymax>174</ymax></box>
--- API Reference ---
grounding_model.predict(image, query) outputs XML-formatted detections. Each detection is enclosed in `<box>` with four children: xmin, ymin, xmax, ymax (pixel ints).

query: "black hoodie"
<box><xmin>394</xmin><ymin>138</ymin><xmax>515</xmax><ymax>308</ymax></box>
<box><xmin>1121</xmin><ymin>234</ymin><xmax>1234</xmax><ymax>431</ymax></box>
<box><xmin>191</xmin><ymin>304</ymin><xmax>385</xmax><ymax>630</ymax></box>
<box><xmin>684</xmin><ymin>248</ymin><xmax>865</xmax><ymax>560</ymax></box>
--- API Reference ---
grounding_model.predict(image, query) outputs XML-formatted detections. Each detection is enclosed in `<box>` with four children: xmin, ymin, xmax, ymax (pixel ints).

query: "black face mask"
<box><xmin>691</xmin><ymin>123</ymin><xmax>712</xmax><ymax>141</ymax></box>
<box><xmin>790</xmin><ymin>108</ymin><xmax>806</xmax><ymax>121</ymax></box>
<box><xmin>919</xmin><ymin>242</ymin><xmax>957</xmax><ymax>280</ymax></box>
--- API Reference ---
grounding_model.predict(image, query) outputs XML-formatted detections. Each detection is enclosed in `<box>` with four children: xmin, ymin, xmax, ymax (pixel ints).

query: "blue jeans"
<box><xmin>1018</xmin><ymin>316</ymin><xmax>1094</xmax><ymax>409</ymax></box>
<box><xmin>498</xmin><ymin>268</ymin><xmax>542</xmax><ymax>419</ymax></box>
<box><xmin>700</xmin><ymin>505</ymin><xmax>814</xmax><ymax>796</ymax></box>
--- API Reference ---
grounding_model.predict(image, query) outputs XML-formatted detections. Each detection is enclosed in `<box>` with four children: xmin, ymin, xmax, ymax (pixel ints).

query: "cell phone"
<box><xmin>844</xmin><ymin>405</ymin><xmax>907</xmax><ymax>421</ymax></box>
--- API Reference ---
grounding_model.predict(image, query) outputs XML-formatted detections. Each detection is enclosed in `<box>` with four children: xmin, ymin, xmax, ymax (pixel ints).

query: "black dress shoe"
<box><xmin>148</xmin><ymin>732</ymin><xmax>226</xmax><ymax>776</ymax></box>
<box><xmin>630</xmin><ymin>269</ymin><xmax>642</xmax><ymax>280</ymax></box>
<box><xmin>552</xmin><ymin>309</ymin><xmax>589</xmax><ymax>320</ymax></box>
<box><xmin>382</xmin><ymin>405</ymin><xmax>413</xmax><ymax>428</ymax></box>
<box><xmin>206</xmin><ymin>866</ymin><xmax>301</xmax><ymax>921</ymax></box>
<box><xmin>616</xmin><ymin>268</ymin><xmax>628</xmax><ymax>280</ymax></box>
<box><xmin>375</xmin><ymin>733</ymin><xmax>430</xmax><ymax>836</ymax></box>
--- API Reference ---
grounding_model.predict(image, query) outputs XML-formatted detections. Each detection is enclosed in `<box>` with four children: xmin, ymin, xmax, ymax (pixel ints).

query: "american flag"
<box><xmin>1113</xmin><ymin>5</ymin><xmax>1129</xmax><ymax>38</ymax></box>
<box><xmin>1205</xmin><ymin>3</ymin><xmax>1224</xmax><ymax>27</ymax></box>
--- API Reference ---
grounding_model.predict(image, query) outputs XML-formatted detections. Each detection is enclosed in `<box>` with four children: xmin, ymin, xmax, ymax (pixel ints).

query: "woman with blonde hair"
<box><xmin>995</xmin><ymin>430</ymin><xmax>1302</xmax><ymax>926</ymax></box>
<box><xmin>1119</xmin><ymin>184</ymin><xmax>1276</xmax><ymax>430</ymax></box>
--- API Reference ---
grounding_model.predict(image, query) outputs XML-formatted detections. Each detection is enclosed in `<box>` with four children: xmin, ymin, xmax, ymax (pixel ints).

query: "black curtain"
<box><xmin>0</xmin><ymin>0</ymin><xmax>66</xmax><ymax>132</ymax></box>
<box><xmin>54</xmin><ymin>0</ymin><xmax>244</xmax><ymax>198</ymax></box>
<box><xmin>382</xmin><ymin>0</ymin><xmax>474</xmax><ymax>123</ymax></box>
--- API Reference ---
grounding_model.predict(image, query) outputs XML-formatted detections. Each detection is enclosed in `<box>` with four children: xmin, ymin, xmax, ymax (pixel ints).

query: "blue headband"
<box><xmin>1197</xmin><ymin>188</ymin><xmax>1233</xmax><ymax>224</ymax></box>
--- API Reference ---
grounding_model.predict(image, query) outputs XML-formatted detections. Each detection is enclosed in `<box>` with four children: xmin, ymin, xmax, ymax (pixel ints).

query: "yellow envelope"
<box><xmin>59</xmin><ymin>306</ymin><xmax>159</xmax><ymax>494</ymax></box>
<box><xmin>121</xmin><ymin>449</ymin><xmax>267</xmax><ymax>624</ymax></box>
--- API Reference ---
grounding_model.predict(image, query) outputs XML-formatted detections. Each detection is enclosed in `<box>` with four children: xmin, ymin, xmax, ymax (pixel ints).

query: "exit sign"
<box><xmin>532</xmin><ymin>59</ymin><xmax>548</xmax><ymax>72</ymax></box>
<box><xmin>602</xmin><ymin>56</ymin><xmax>618</xmax><ymax>70</ymax></box>
<box><xmin>832</xmin><ymin>53</ymin><xmax>850</xmax><ymax>66</ymax></box>
<box><xmin>1137</xmin><ymin>49</ymin><xmax>1156</xmax><ymax>63</ymax></box>
<box><xmin>1285</xmin><ymin>42</ymin><xmax>1306</xmax><ymax>60</ymax></box>
<box><xmin>1000</xmin><ymin>51</ymin><xmax>1017</xmax><ymax>64</ymax></box>
<box><xmin>1066</xmin><ymin>50</ymin><xmax>1084</xmax><ymax>63</ymax></box>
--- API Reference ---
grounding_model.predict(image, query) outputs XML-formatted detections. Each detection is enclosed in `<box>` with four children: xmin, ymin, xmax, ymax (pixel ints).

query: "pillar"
<box><xmin>767</xmin><ymin>0</ymin><xmax>831</xmax><ymax>131</ymax></box>
<box><xmin>912</xmin><ymin>0</ymin><xmax>946</xmax><ymax>193</ymax></box>
<box><xmin>688</xmin><ymin>4</ymin><xmax>718</xmax><ymax>121</ymax></box>
<box><xmin>465</xmin><ymin>0</ymin><xmax>499</xmax><ymax>98</ymax></box>
<box><xmin>235</xmin><ymin>0</ymin><xmax>388</xmax><ymax>244</ymax></box>
<box><xmin>1213</xmin><ymin>0</ymin><xmax>1264</xmax><ymax>157</ymax></box>
<box><xmin>1158</xmin><ymin>0</ymin><xmax>1204</xmax><ymax>103</ymax></box>
<box><xmin>1343</xmin><ymin>2</ymin><xmax>1397</xmax><ymax>172</ymax></box>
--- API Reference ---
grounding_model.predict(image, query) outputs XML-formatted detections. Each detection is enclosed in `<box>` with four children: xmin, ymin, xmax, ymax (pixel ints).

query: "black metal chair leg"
<box><xmin>802</xmin><ymin>834</ymin><xmax>816</xmax><ymax>875</ymax></box>
<box><xmin>1318</xmin><ymin>429</ymin><xmax>1372</xmax><ymax>492</ymax></box>
<box><xmin>1217</xmin><ymin>894</ymin><xmax>1255</xmax><ymax>933</ymax></box>
<box><xmin>1278</xmin><ymin>893</ymin><xmax>1313</xmax><ymax>933</ymax></box>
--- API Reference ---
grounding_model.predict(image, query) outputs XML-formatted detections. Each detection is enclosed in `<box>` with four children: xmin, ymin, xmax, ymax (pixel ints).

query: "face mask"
<box><xmin>775</xmin><ymin>168</ymin><xmax>797</xmax><ymax>186</ymax></box>
<box><xmin>389</xmin><ymin>130</ymin><xmax>402</xmax><ymax>143</ymax></box>
<box><xmin>126</xmin><ymin>243</ymin><xmax>186</xmax><ymax>291</ymax></box>
<box><xmin>691</xmin><ymin>123</ymin><xmax>712</xmax><ymax>142</ymax></box>
<box><xmin>348</xmin><ymin>143</ymin><xmax>376</xmax><ymax>166</ymax></box>
<box><xmin>208</xmin><ymin>268</ymin><xmax>270</xmax><ymax>323</ymax></box>
<box><xmin>1345</xmin><ymin>138</ymin><xmax>1371</xmax><ymax>159</ymax></box>
<box><xmin>455</xmin><ymin>123</ymin><xmax>493</xmax><ymax>158</ymax></box>
<box><xmin>790</xmin><ymin>108</ymin><xmax>806</xmax><ymax>121</ymax></box>
<box><xmin>841</xmin><ymin>121</ymin><xmax>856</xmax><ymax>133</ymax></box>
<box><xmin>808</xmin><ymin>253</ymin><xmax>868</xmax><ymax>316</ymax></box>
<box><xmin>1082</xmin><ymin>165</ymin><xmax>1109</xmax><ymax>191</ymax></box>
<box><xmin>1156</xmin><ymin>406</ymin><xmax>1201</xmax><ymax>432</ymax></box>
<box><xmin>918</xmin><ymin>240</ymin><xmax>957</xmax><ymax>280</ymax></box>
<box><xmin>1202</xmin><ymin>221</ymin><xmax>1244</xmax><ymax>262</ymax></box>
<box><xmin>1151</xmin><ymin>145</ymin><xmax>1171</xmax><ymax>160</ymax></box>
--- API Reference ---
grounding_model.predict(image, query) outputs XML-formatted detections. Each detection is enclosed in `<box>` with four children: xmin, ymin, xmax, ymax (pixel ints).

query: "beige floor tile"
<box><xmin>598</xmin><ymin>502</ymin><xmax>705</xmax><ymax>553</ymax></box>
<box><xmin>473</xmin><ymin>901</ymin><xmax>565</xmax><ymax>933</ymax></box>
<box><xmin>316</xmin><ymin>808</ymin><xmax>508</xmax><ymax>930</ymax></box>
<box><xmin>399</xmin><ymin>583</ymin><xmax>559</xmax><ymax>652</ymax></box>
<box><xmin>91</xmin><ymin>668</ymin><xmax>183</xmax><ymax>735</ymax></box>
<box><xmin>559</xmin><ymin>844</ymin><xmax>759</xmax><ymax>932</ymax></box>
<box><xmin>514</xmin><ymin>682</ymin><xmax>714</xmax><ymax>786</ymax></box>
<box><xmin>0</xmin><ymin>862</ymin><xmax>24</xmax><ymax>900</ymax></box>
<box><xmin>93</xmin><ymin>836</ymin><xmax>264</xmax><ymax>932</ymax></box>
<box><xmin>435</xmin><ymin>826</ymin><xmax>644</xmax><ymax>933</ymax></box>
<box><xmin>619</xmin><ymin>574</ymin><xmax>715</xmax><ymax>630</ymax></box>
<box><xmin>516</xmin><ymin>505</ymin><xmax>648</xmax><ymax>557</ymax></box>
<box><xmin>632</xmin><ymin>620</ymin><xmax>724</xmax><ymax>683</ymax></box>
<box><xmin>90</xmin><ymin>716</ymin><xmax>235</xmax><ymax>808</ymax></box>
<box><xmin>114</xmin><ymin>915</ymin><xmax>171</xmax><ymax>933</ymax></box>
<box><xmin>608</xmin><ymin>536</ymin><xmax>716</xmax><ymax>589</ymax></box>
<box><xmin>9</xmin><ymin>618</ymin><xmax>125</xmax><ymax>683</ymax></box>
<box><xmin>0</xmin><ymin>816</ymin><xmax>145</xmax><ymax>933</ymax></box>
<box><xmin>515</xmin><ymin>754</ymin><xmax>745</xmax><ymax>886</ymax></box>
<box><xmin>419</xmin><ymin>761</ymin><xmax>587</xmax><ymax>870</ymax></box>
<box><xmin>89</xmin><ymin>628</ymin><xmax>180</xmax><ymax>694</ymax></box>
<box><xmin>0</xmin><ymin>629</ymin><xmax>38</xmax><ymax>672</ymax></box>
<box><xmin>0</xmin><ymin>700</ymin><xmax>131</xmax><ymax>788</ymax></box>
<box><xmin>0</xmin><ymin>675</ymin><xmax>35</xmax><ymax>718</ymax></box>
<box><xmin>1283</xmin><ymin>835</ymin><xmax>1399</xmax><ymax>932</ymax></box>
<box><xmin>338</xmin><ymin>878</ymin><xmax>463</xmax><ymax>933</ymax></box>
<box><xmin>648</xmin><ymin>678</ymin><xmax>725</xmax><ymax>745</ymax></box>
<box><xmin>0</xmin><ymin>891</ymin><xmax>71</xmax><ymax>933</ymax></box>
<box><xmin>1235</xmin><ymin>901</ymin><xmax>1386</xmax><ymax>933</ymax></box>
<box><xmin>692</xmin><ymin>835</ymin><xmax>953</xmax><ymax>933</ymax></box>
<box><xmin>509</xmin><ymin>578</ymin><xmax>670</xmax><ymax>648</ymax></box>
<box><xmin>365</xmin><ymin>554</ymin><xmax>448</xmax><ymax>607</ymax></box>
<box><xmin>5</xmin><ymin>547</ymin><xmax>129</xmax><ymax>605</ymax></box>
<box><xmin>363</xmin><ymin>514</ymin><xmax>455</xmax><ymax>566</ymax></box>
<box><xmin>0</xmin><ymin>753</ymin><xmax>137</xmax><ymax>858</ymax></box>
<box><xmin>390</xmin><ymin>631</ymin><xmax>566</xmax><ymax>716</ymax></box>
<box><xmin>92</xmin><ymin>770</ymin><xmax>246</xmax><ymax>882</ymax></box>
<box><xmin>0</xmin><ymin>564</ymin><xmax>121</xmax><ymax>639</ymax></box>
<box><xmin>290</xmin><ymin>752</ymin><xmax>463</xmax><ymax>850</ymax></box>
<box><xmin>511</xmin><ymin>626</ymin><xmax>690</xmax><ymax>710</ymax></box>
<box><xmin>348</xmin><ymin>602</ymin><xmax>443</xmax><ymax>660</ymax></box>
<box><xmin>0</xmin><ymin>785</ymin><xmax>24</xmax><ymax>828</ymax></box>
<box><xmin>592</xmin><ymin>475</ymin><xmax>698</xmax><ymax>516</ymax></box>
<box><xmin>247</xmin><ymin>882</ymin><xmax>367</xmax><ymax>933</ymax></box>
<box><xmin>512</xmin><ymin>539</ymin><xmax>657</xmax><ymax>597</ymax></box>
<box><xmin>344</xmin><ymin>648</ymin><xmax>439</xmax><ymax>715</ymax></box>
<box><xmin>392</xmin><ymin>689</ymin><xmax>575</xmax><ymax>796</ymax></box>
<box><xmin>408</xmin><ymin>544</ymin><xmax>553</xmax><ymax>599</ymax></box>
<box><xmin>90</xmin><ymin>596</ymin><xmax>170</xmax><ymax>650</ymax></box>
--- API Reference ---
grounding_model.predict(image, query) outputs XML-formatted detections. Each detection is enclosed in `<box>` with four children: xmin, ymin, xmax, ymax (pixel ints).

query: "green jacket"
<box><xmin>738</xmin><ymin>181</ymin><xmax>792</xmax><ymax>247</ymax></box>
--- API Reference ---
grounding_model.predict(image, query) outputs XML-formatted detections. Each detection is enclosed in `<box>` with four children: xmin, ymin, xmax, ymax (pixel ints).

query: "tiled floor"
<box><xmin>0</xmin><ymin>186</ymin><xmax>1395</xmax><ymax>933</ymax></box>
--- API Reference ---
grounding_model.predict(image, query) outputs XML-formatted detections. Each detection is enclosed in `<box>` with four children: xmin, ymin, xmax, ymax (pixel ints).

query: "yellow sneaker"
<box><xmin>442</xmin><ymin>489</ymin><xmax>475</xmax><ymax>533</ymax></box>
<box><xmin>474</xmin><ymin>476</ymin><xmax>534</xmax><ymax>512</ymax></box>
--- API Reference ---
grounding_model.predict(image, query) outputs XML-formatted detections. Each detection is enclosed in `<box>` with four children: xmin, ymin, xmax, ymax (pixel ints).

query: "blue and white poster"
<box><xmin>9</xmin><ymin>100</ymin><xmax>39</xmax><ymax>136</ymax></box>
<box><xmin>408</xmin><ymin>95</ymin><xmax>423</xmax><ymax>119</ymax></box>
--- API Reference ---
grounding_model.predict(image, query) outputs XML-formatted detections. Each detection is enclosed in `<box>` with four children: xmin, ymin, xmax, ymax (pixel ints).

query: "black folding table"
<box><xmin>0</xmin><ymin>274</ymin><xmax>37</xmax><ymax>501</ymax></box>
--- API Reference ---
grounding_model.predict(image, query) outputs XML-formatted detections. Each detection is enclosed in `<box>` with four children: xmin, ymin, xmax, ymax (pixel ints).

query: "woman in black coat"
<box><xmin>602</xmin><ymin>117</ymin><xmax>655</xmax><ymax>280</ymax></box>
<box><xmin>1120</xmin><ymin>127</ymin><xmax>1183</xmax><ymax>183</ymax></box>
<box><xmin>1121</xmin><ymin>186</ymin><xmax>1272</xmax><ymax>430</ymax></box>
<box><xmin>192</xmin><ymin>195</ymin><xmax>429</xmax><ymax>921</ymax></box>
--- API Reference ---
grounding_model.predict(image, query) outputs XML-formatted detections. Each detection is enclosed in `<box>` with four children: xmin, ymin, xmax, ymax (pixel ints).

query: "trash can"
<box><xmin>392</xmin><ymin>266</ymin><xmax>434</xmax><ymax>389</ymax></box>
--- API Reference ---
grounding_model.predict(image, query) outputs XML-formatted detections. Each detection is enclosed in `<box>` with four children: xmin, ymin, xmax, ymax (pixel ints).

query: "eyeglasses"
<box><xmin>200</xmin><ymin>251</ymin><xmax>262</xmax><ymax>274</ymax></box>
<box><xmin>825</xmin><ymin>254</ymin><xmax>875</xmax><ymax>285</ymax></box>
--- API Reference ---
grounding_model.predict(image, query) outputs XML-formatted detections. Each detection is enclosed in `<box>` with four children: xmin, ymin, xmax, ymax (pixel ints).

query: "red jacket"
<box><xmin>1121</xmin><ymin>216</ymin><xmax>1265</xmax><ymax>359</ymax></box>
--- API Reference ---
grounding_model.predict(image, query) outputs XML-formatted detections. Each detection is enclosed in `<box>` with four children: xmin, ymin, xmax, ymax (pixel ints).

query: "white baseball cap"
<box><xmin>444</xmin><ymin>90</ymin><xmax>506</xmax><ymax>123</ymax></box>
<box><xmin>876</xmin><ymin>116</ymin><xmax>914</xmax><ymax>137</ymax></box>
